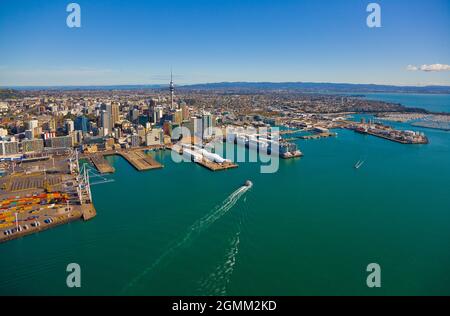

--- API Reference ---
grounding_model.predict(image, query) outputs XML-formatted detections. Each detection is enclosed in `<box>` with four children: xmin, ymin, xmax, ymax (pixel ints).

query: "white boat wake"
<box><xmin>122</xmin><ymin>183</ymin><xmax>251</xmax><ymax>293</ymax></box>
<box><xmin>197</xmin><ymin>231</ymin><xmax>241</xmax><ymax>296</ymax></box>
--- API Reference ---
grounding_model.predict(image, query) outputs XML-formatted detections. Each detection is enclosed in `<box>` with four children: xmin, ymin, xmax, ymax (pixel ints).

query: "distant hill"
<box><xmin>179</xmin><ymin>82</ymin><xmax>450</xmax><ymax>94</ymax></box>
<box><xmin>2</xmin><ymin>82</ymin><xmax>450</xmax><ymax>94</ymax></box>
<box><xmin>0</xmin><ymin>89</ymin><xmax>21</xmax><ymax>99</ymax></box>
<box><xmin>1</xmin><ymin>84</ymin><xmax>166</xmax><ymax>91</ymax></box>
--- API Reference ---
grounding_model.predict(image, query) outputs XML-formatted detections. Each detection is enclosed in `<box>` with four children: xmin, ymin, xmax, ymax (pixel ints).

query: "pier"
<box><xmin>83</xmin><ymin>147</ymin><xmax>164</xmax><ymax>173</ymax></box>
<box><xmin>0</xmin><ymin>204</ymin><xmax>96</xmax><ymax>244</ymax></box>
<box><xmin>89</xmin><ymin>154</ymin><xmax>115</xmax><ymax>174</ymax></box>
<box><xmin>196</xmin><ymin>159</ymin><xmax>238</xmax><ymax>171</ymax></box>
<box><xmin>117</xmin><ymin>150</ymin><xmax>163</xmax><ymax>171</ymax></box>
<box><xmin>365</xmin><ymin>130</ymin><xmax>429</xmax><ymax>144</ymax></box>
<box><xmin>283</xmin><ymin>132</ymin><xmax>337</xmax><ymax>141</ymax></box>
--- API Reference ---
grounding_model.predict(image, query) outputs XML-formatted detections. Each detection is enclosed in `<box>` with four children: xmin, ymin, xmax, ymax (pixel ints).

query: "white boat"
<box><xmin>354</xmin><ymin>160</ymin><xmax>365</xmax><ymax>169</ymax></box>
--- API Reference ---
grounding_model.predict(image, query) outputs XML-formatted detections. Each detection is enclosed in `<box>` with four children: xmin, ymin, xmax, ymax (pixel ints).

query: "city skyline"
<box><xmin>0</xmin><ymin>0</ymin><xmax>450</xmax><ymax>86</ymax></box>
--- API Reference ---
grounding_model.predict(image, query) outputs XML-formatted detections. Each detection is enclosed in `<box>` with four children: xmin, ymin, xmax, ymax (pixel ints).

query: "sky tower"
<box><xmin>169</xmin><ymin>69</ymin><xmax>175</xmax><ymax>110</ymax></box>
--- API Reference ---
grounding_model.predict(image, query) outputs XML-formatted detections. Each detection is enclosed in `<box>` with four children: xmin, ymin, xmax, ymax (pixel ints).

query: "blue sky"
<box><xmin>0</xmin><ymin>0</ymin><xmax>449</xmax><ymax>86</ymax></box>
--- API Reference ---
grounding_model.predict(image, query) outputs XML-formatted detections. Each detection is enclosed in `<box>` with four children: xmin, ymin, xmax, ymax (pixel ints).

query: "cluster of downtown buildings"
<box><xmin>0</xmin><ymin>88</ymin><xmax>217</xmax><ymax>159</ymax></box>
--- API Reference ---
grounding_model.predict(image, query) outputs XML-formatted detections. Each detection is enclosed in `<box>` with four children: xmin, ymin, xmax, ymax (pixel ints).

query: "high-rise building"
<box><xmin>202</xmin><ymin>112</ymin><xmax>214</xmax><ymax>138</ymax></box>
<box><xmin>131</xmin><ymin>134</ymin><xmax>141</xmax><ymax>148</ymax></box>
<box><xmin>181</xmin><ymin>104</ymin><xmax>189</xmax><ymax>121</ymax></box>
<box><xmin>129</xmin><ymin>108</ymin><xmax>140</xmax><ymax>123</ymax></box>
<box><xmin>153</xmin><ymin>106</ymin><xmax>163</xmax><ymax>124</ymax></box>
<box><xmin>189</xmin><ymin>112</ymin><xmax>215</xmax><ymax>140</ymax></box>
<box><xmin>75</xmin><ymin>116</ymin><xmax>89</xmax><ymax>133</ymax></box>
<box><xmin>111</xmin><ymin>102</ymin><xmax>120</xmax><ymax>126</ymax></box>
<box><xmin>100</xmin><ymin>109</ymin><xmax>110</xmax><ymax>135</ymax></box>
<box><xmin>100</xmin><ymin>103</ymin><xmax>118</xmax><ymax>133</ymax></box>
<box><xmin>173</xmin><ymin>109</ymin><xmax>183</xmax><ymax>125</ymax></box>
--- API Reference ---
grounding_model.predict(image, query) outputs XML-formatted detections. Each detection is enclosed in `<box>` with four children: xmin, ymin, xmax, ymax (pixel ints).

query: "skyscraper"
<box><xmin>75</xmin><ymin>116</ymin><xmax>89</xmax><ymax>133</ymax></box>
<box><xmin>100</xmin><ymin>103</ymin><xmax>119</xmax><ymax>134</ymax></box>
<box><xmin>111</xmin><ymin>102</ymin><xmax>119</xmax><ymax>126</ymax></box>
<box><xmin>169</xmin><ymin>69</ymin><xmax>175</xmax><ymax>110</ymax></box>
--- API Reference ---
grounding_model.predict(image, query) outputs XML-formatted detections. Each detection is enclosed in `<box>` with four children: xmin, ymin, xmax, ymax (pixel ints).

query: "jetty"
<box><xmin>89</xmin><ymin>154</ymin><xmax>115</xmax><ymax>174</ymax></box>
<box><xmin>117</xmin><ymin>150</ymin><xmax>163</xmax><ymax>171</ymax></box>
<box><xmin>196</xmin><ymin>159</ymin><xmax>238</xmax><ymax>171</ymax></box>
<box><xmin>83</xmin><ymin>147</ymin><xmax>164</xmax><ymax>173</ymax></box>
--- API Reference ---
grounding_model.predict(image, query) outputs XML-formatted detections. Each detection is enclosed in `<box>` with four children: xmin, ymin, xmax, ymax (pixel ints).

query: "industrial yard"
<box><xmin>0</xmin><ymin>152</ymin><xmax>95</xmax><ymax>243</ymax></box>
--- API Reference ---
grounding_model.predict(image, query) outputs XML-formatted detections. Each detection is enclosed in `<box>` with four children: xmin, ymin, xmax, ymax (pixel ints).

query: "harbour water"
<box><xmin>360</xmin><ymin>93</ymin><xmax>450</xmax><ymax>113</ymax></box>
<box><xmin>1</xmin><ymin>99</ymin><xmax>450</xmax><ymax>296</ymax></box>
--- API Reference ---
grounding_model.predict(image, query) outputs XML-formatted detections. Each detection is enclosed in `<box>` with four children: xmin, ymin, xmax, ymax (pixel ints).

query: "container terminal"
<box><xmin>0</xmin><ymin>150</ymin><xmax>95</xmax><ymax>243</ymax></box>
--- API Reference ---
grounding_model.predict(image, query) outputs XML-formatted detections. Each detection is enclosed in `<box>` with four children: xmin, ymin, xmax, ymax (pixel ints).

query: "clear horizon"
<box><xmin>1</xmin><ymin>0</ymin><xmax>449</xmax><ymax>86</ymax></box>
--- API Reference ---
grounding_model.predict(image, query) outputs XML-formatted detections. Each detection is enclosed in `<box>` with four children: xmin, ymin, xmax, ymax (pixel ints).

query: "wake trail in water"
<box><xmin>197</xmin><ymin>230</ymin><xmax>241</xmax><ymax>296</ymax></box>
<box><xmin>122</xmin><ymin>184</ymin><xmax>251</xmax><ymax>293</ymax></box>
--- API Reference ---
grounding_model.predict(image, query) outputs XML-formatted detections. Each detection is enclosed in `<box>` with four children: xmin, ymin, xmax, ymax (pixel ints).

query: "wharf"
<box><xmin>89</xmin><ymin>154</ymin><xmax>115</xmax><ymax>174</ymax></box>
<box><xmin>0</xmin><ymin>204</ymin><xmax>96</xmax><ymax>244</ymax></box>
<box><xmin>83</xmin><ymin>146</ymin><xmax>164</xmax><ymax>173</ymax></box>
<box><xmin>299</xmin><ymin>132</ymin><xmax>337</xmax><ymax>140</ymax></box>
<box><xmin>196</xmin><ymin>159</ymin><xmax>238</xmax><ymax>171</ymax></box>
<box><xmin>283</xmin><ymin>132</ymin><xmax>336</xmax><ymax>141</ymax></box>
<box><xmin>365</xmin><ymin>131</ymin><xmax>428</xmax><ymax>144</ymax></box>
<box><xmin>117</xmin><ymin>150</ymin><xmax>163</xmax><ymax>171</ymax></box>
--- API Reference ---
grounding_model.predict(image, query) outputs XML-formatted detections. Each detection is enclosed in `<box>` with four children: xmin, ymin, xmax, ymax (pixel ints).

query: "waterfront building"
<box><xmin>188</xmin><ymin>112</ymin><xmax>215</xmax><ymax>140</ymax></box>
<box><xmin>0</xmin><ymin>140</ymin><xmax>19</xmax><ymax>156</ymax></box>
<box><xmin>137</xmin><ymin>125</ymin><xmax>146</xmax><ymax>139</ymax></box>
<box><xmin>163</xmin><ymin>121</ymin><xmax>172</xmax><ymax>137</ymax></box>
<box><xmin>131</xmin><ymin>134</ymin><xmax>141</xmax><ymax>148</ymax></box>
<box><xmin>21</xmin><ymin>139</ymin><xmax>44</xmax><ymax>153</ymax></box>
<box><xmin>44</xmin><ymin>135</ymin><xmax>74</xmax><ymax>149</ymax></box>
<box><xmin>145</xmin><ymin>128</ymin><xmax>163</xmax><ymax>146</ymax></box>
<box><xmin>203</xmin><ymin>112</ymin><xmax>214</xmax><ymax>138</ymax></box>
<box><xmin>73</xmin><ymin>130</ymin><xmax>83</xmax><ymax>145</ymax></box>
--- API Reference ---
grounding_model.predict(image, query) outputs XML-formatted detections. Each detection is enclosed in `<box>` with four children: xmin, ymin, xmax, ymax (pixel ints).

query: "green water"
<box><xmin>1</xmin><ymin>119</ymin><xmax>450</xmax><ymax>295</ymax></box>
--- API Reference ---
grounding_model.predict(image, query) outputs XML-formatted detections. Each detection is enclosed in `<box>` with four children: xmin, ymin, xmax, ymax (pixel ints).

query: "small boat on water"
<box><xmin>244</xmin><ymin>180</ymin><xmax>253</xmax><ymax>188</ymax></box>
<box><xmin>354</xmin><ymin>160</ymin><xmax>365</xmax><ymax>169</ymax></box>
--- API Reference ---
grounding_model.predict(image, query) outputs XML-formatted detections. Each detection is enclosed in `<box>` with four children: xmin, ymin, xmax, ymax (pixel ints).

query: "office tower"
<box><xmin>173</xmin><ymin>109</ymin><xmax>183</xmax><ymax>125</ymax></box>
<box><xmin>75</xmin><ymin>116</ymin><xmax>89</xmax><ymax>133</ymax></box>
<box><xmin>100</xmin><ymin>103</ymin><xmax>117</xmax><ymax>132</ymax></box>
<box><xmin>111</xmin><ymin>102</ymin><xmax>119</xmax><ymax>126</ymax></box>
<box><xmin>100</xmin><ymin>110</ymin><xmax>110</xmax><ymax>134</ymax></box>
